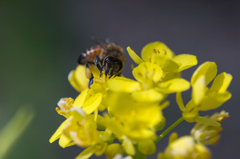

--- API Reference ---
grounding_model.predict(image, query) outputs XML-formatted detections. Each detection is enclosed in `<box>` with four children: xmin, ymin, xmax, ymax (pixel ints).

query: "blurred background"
<box><xmin>0</xmin><ymin>0</ymin><xmax>239</xmax><ymax>158</ymax></box>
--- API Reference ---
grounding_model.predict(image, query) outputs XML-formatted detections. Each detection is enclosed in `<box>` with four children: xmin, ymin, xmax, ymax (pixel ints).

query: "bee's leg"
<box><xmin>88</xmin><ymin>77</ymin><xmax>94</xmax><ymax>88</ymax></box>
<box><xmin>112</xmin><ymin>70</ymin><xmax>121</xmax><ymax>78</ymax></box>
<box><xmin>85</xmin><ymin>62</ymin><xmax>94</xmax><ymax>79</ymax></box>
<box><xmin>95</xmin><ymin>56</ymin><xmax>102</xmax><ymax>72</ymax></box>
<box><xmin>100</xmin><ymin>62</ymin><xmax>107</xmax><ymax>77</ymax></box>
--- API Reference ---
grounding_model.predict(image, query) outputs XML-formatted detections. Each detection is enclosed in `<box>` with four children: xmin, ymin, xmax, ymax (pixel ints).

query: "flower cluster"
<box><xmin>158</xmin><ymin>110</ymin><xmax>229</xmax><ymax>159</ymax></box>
<box><xmin>50</xmin><ymin>41</ymin><xmax>232</xmax><ymax>159</ymax></box>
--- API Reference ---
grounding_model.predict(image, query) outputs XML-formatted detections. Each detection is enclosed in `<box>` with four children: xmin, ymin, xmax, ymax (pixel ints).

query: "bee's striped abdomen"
<box><xmin>77</xmin><ymin>45</ymin><xmax>103</xmax><ymax>65</ymax></box>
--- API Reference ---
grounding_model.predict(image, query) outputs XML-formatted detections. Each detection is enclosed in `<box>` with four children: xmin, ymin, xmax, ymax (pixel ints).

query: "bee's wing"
<box><xmin>91</xmin><ymin>37</ymin><xmax>109</xmax><ymax>51</ymax></box>
<box><xmin>105</xmin><ymin>37</ymin><xmax>117</xmax><ymax>45</ymax></box>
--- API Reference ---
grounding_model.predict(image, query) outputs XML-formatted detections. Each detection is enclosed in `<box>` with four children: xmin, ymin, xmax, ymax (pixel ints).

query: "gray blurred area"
<box><xmin>0</xmin><ymin>0</ymin><xmax>239</xmax><ymax>159</ymax></box>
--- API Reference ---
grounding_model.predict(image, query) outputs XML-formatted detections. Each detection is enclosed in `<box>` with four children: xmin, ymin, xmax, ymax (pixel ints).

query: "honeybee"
<box><xmin>78</xmin><ymin>38</ymin><xmax>126</xmax><ymax>86</ymax></box>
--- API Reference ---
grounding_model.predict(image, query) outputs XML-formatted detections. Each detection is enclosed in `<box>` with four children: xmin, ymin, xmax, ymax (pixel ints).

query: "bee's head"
<box><xmin>103</xmin><ymin>56</ymin><xmax>123</xmax><ymax>77</ymax></box>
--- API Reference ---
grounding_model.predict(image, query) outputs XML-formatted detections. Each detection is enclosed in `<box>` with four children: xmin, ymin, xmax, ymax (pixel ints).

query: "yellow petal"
<box><xmin>167</xmin><ymin>136</ymin><xmax>195</xmax><ymax>156</ymax></box>
<box><xmin>122</xmin><ymin>137</ymin><xmax>135</xmax><ymax>155</ymax></box>
<box><xmin>194</xmin><ymin>116</ymin><xmax>220</xmax><ymax>127</ymax></box>
<box><xmin>82</xmin><ymin>93</ymin><xmax>103</xmax><ymax>114</ymax></box>
<box><xmin>158</xmin><ymin>78</ymin><xmax>190</xmax><ymax>94</ymax></box>
<box><xmin>191</xmin><ymin>62</ymin><xmax>217</xmax><ymax>86</ymax></box>
<box><xmin>107</xmin><ymin>77</ymin><xmax>140</xmax><ymax>92</ymax></box>
<box><xmin>173</xmin><ymin>54</ymin><xmax>198</xmax><ymax>72</ymax></box>
<box><xmin>76</xmin><ymin>146</ymin><xmax>95</xmax><ymax>159</ymax></box>
<box><xmin>151</xmin><ymin>53</ymin><xmax>179</xmax><ymax>72</ymax></box>
<box><xmin>90</xmin><ymin>83</ymin><xmax>105</xmax><ymax>94</ymax></box>
<box><xmin>185</xmin><ymin>99</ymin><xmax>197</xmax><ymax>113</ymax></box>
<box><xmin>95</xmin><ymin>143</ymin><xmax>108</xmax><ymax>156</ymax></box>
<box><xmin>209</xmin><ymin>72</ymin><xmax>232</xmax><ymax>93</ymax></box>
<box><xmin>182</xmin><ymin>108</ymin><xmax>199</xmax><ymax>123</ymax></box>
<box><xmin>161</xmin><ymin>72</ymin><xmax>181</xmax><ymax>82</ymax></box>
<box><xmin>68</xmin><ymin>65</ymin><xmax>89</xmax><ymax>92</ymax></box>
<box><xmin>199</xmin><ymin>91</ymin><xmax>232</xmax><ymax>111</ymax></box>
<box><xmin>59</xmin><ymin>134</ymin><xmax>72</xmax><ymax>148</ymax></box>
<box><xmin>127</xmin><ymin>46</ymin><xmax>143</xmax><ymax>64</ymax></box>
<box><xmin>89</xmin><ymin>63</ymin><xmax>100</xmax><ymax>77</ymax></box>
<box><xmin>72</xmin><ymin>89</ymin><xmax>89</xmax><ymax>108</ymax></box>
<box><xmin>133</xmin><ymin>105</ymin><xmax>162</xmax><ymax>126</ymax></box>
<box><xmin>98</xmin><ymin>115</ymin><xmax>125</xmax><ymax>138</ymax></box>
<box><xmin>69</xmin><ymin>107</ymin><xmax>86</xmax><ymax>118</ymax></box>
<box><xmin>159</xmin><ymin>100</ymin><xmax>170</xmax><ymax>110</ymax></box>
<box><xmin>132</xmin><ymin>62</ymin><xmax>163</xmax><ymax>83</ymax></box>
<box><xmin>192</xmin><ymin>76</ymin><xmax>206</xmax><ymax>105</ymax></box>
<box><xmin>153</xmin><ymin>116</ymin><xmax>166</xmax><ymax>131</ymax></box>
<box><xmin>169</xmin><ymin>132</ymin><xmax>178</xmax><ymax>144</ymax></box>
<box><xmin>176</xmin><ymin>92</ymin><xmax>185</xmax><ymax>111</ymax></box>
<box><xmin>131</xmin><ymin>89</ymin><xmax>164</xmax><ymax>103</ymax></box>
<box><xmin>141</xmin><ymin>41</ymin><xmax>175</xmax><ymax>61</ymax></box>
<box><xmin>106</xmin><ymin>92</ymin><xmax>135</xmax><ymax>116</ymax></box>
<box><xmin>106</xmin><ymin>92</ymin><xmax>161</xmax><ymax>125</ymax></box>
<box><xmin>128</xmin><ymin>129</ymin><xmax>153</xmax><ymax>142</ymax></box>
<box><xmin>49</xmin><ymin>119</ymin><xmax>67</xmax><ymax>143</ymax></box>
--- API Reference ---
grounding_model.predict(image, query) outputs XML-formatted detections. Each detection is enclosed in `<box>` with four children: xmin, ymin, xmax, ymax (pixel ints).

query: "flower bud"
<box><xmin>105</xmin><ymin>144</ymin><xmax>124</xmax><ymax>159</ymax></box>
<box><xmin>191</xmin><ymin>110</ymin><xmax>229</xmax><ymax>145</ymax></box>
<box><xmin>153</xmin><ymin>116</ymin><xmax>166</xmax><ymax>131</ymax></box>
<box><xmin>158</xmin><ymin>136</ymin><xmax>211</xmax><ymax>159</ymax></box>
<box><xmin>138</xmin><ymin>139</ymin><xmax>156</xmax><ymax>155</ymax></box>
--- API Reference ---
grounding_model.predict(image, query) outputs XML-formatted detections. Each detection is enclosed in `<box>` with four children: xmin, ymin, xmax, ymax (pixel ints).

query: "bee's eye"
<box><xmin>104</xmin><ymin>56</ymin><xmax>114</xmax><ymax>63</ymax></box>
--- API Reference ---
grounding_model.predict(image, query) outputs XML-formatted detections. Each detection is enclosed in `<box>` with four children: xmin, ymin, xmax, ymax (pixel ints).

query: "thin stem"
<box><xmin>155</xmin><ymin>117</ymin><xmax>184</xmax><ymax>144</ymax></box>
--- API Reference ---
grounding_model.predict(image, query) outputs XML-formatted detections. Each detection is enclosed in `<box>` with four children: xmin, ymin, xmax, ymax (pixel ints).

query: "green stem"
<box><xmin>154</xmin><ymin>117</ymin><xmax>184</xmax><ymax>144</ymax></box>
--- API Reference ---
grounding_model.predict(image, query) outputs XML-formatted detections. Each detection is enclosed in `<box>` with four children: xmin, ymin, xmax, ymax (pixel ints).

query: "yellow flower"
<box><xmin>50</xmin><ymin>40</ymin><xmax>232</xmax><ymax>159</ymax></box>
<box><xmin>50</xmin><ymin>108</ymin><xmax>112</xmax><ymax>158</ymax></box>
<box><xmin>108</xmin><ymin>62</ymin><xmax>190</xmax><ymax>103</ymax></box>
<box><xmin>107</xmin><ymin>42</ymin><xmax>196</xmax><ymax>103</ymax></box>
<box><xmin>127</xmin><ymin>42</ymin><xmax>198</xmax><ymax>72</ymax></box>
<box><xmin>55</xmin><ymin>97</ymin><xmax>74</xmax><ymax>118</ymax></box>
<box><xmin>176</xmin><ymin>62</ymin><xmax>232</xmax><ymax>125</ymax></box>
<box><xmin>191</xmin><ymin>62</ymin><xmax>232</xmax><ymax>110</ymax></box>
<box><xmin>49</xmin><ymin>107</ymin><xmax>100</xmax><ymax>148</ymax></box>
<box><xmin>74</xmin><ymin>125</ymin><xmax>115</xmax><ymax>159</ymax></box>
<box><xmin>63</xmin><ymin>107</ymin><xmax>100</xmax><ymax>147</ymax></box>
<box><xmin>158</xmin><ymin>134</ymin><xmax>211</xmax><ymax>159</ymax></box>
<box><xmin>55</xmin><ymin>89</ymin><xmax>103</xmax><ymax>120</ymax></box>
<box><xmin>191</xmin><ymin>110</ymin><xmax>229</xmax><ymax>145</ymax></box>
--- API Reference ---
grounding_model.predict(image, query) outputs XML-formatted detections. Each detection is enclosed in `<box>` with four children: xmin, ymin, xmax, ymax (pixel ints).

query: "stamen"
<box><xmin>149</xmin><ymin>69</ymin><xmax>155</xmax><ymax>77</ymax></box>
<box><xmin>163</xmin><ymin>49</ymin><xmax>167</xmax><ymax>55</ymax></box>
<box><xmin>148</xmin><ymin>56</ymin><xmax>151</xmax><ymax>62</ymax></box>
<box><xmin>144</xmin><ymin>64</ymin><xmax>149</xmax><ymax>77</ymax></box>
<box><xmin>153</xmin><ymin>49</ymin><xmax>160</xmax><ymax>53</ymax></box>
